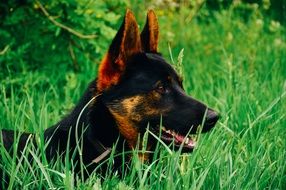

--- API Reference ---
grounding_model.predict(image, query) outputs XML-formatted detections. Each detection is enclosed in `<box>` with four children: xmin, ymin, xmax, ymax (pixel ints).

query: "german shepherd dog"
<box><xmin>0</xmin><ymin>10</ymin><xmax>219</xmax><ymax>183</ymax></box>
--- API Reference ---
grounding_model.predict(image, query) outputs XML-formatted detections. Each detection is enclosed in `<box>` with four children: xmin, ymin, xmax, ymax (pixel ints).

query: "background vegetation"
<box><xmin>0</xmin><ymin>0</ymin><xmax>285</xmax><ymax>189</ymax></box>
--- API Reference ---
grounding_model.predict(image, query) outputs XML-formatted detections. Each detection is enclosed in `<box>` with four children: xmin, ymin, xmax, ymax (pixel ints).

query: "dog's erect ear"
<box><xmin>97</xmin><ymin>9</ymin><xmax>141</xmax><ymax>92</ymax></box>
<box><xmin>140</xmin><ymin>10</ymin><xmax>159</xmax><ymax>52</ymax></box>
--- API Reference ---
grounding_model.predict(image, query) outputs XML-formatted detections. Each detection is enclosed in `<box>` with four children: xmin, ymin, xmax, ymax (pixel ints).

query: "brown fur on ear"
<box><xmin>97</xmin><ymin>9</ymin><xmax>141</xmax><ymax>92</ymax></box>
<box><xmin>140</xmin><ymin>10</ymin><xmax>159</xmax><ymax>52</ymax></box>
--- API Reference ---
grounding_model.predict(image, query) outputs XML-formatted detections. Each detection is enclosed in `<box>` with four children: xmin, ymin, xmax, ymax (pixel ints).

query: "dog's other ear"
<box><xmin>141</xmin><ymin>10</ymin><xmax>159</xmax><ymax>52</ymax></box>
<box><xmin>97</xmin><ymin>9</ymin><xmax>141</xmax><ymax>92</ymax></box>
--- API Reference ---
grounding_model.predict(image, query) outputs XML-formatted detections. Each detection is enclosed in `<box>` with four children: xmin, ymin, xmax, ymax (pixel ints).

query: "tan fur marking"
<box><xmin>120</xmin><ymin>96</ymin><xmax>143</xmax><ymax>116</ymax></box>
<box><xmin>108</xmin><ymin>93</ymin><xmax>170</xmax><ymax>153</ymax></box>
<box><xmin>109</xmin><ymin>110</ymin><xmax>139</xmax><ymax>148</ymax></box>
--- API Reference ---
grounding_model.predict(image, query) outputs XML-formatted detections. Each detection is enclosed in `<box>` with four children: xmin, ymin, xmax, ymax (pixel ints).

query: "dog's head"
<box><xmin>96</xmin><ymin>10</ymin><xmax>219</xmax><ymax>152</ymax></box>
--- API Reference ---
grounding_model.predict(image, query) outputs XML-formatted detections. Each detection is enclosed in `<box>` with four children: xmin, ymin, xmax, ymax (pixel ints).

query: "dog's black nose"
<box><xmin>203</xmin><ymin>110</ymin><xmax>219</xmax><ymax>132</ymax></box>
<box><xmin>206</xmin><ymin>110</ymin><xmax>219</xmax><ymax>124</ymax></box>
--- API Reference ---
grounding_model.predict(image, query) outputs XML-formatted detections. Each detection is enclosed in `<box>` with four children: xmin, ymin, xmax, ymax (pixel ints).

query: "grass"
<box><xmin>0</xmin><ymin>4</ymin><xmax>285</xmax><ymax>190</ymax></box>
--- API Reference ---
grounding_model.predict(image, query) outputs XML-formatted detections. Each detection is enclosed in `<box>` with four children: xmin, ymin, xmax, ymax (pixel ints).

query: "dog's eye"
<box><xmin>156</xmin><ymin>84</ymin><xmax>168</xmax><ymax>94</ymax></box>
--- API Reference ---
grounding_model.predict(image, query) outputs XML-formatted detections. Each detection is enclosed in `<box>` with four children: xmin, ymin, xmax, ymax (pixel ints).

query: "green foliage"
<box><xmin>0</xmin><ymin>0</ymin><xmax>128</xmax><ymax>75</ymax></box>
<box><xmin>0</xmin><ymin>0</ymin><xmax>285</xmax><ymax>189</ymax></box>
<box><xmin>205</xmin><ymin>0</ymin><xmax>286</xmax><ymax>24</ymax></box>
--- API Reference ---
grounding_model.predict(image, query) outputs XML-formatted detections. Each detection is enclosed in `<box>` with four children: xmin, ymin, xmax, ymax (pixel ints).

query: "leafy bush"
<box><xmin>0</xmin><ymin>0</ymin><xmax>128</xmax><ymax>76</ymax></box>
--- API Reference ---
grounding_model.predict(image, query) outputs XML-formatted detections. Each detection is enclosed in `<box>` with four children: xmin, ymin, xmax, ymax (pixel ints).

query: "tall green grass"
<box><xmin>1</xmin><ymin>4</ymin><xmax>285</xmax><ymax>190</ymax></box>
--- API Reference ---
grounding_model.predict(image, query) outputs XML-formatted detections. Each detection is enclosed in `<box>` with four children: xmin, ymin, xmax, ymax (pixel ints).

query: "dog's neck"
<box><xmin>44</xmin><ymin>80</ymin><xmax>126</xmax><ymax>163</ymax></box>
<box><xmin>87</xmin><ymin>93</ymin><xmax>125</xmax><ymax>149</ymax></box>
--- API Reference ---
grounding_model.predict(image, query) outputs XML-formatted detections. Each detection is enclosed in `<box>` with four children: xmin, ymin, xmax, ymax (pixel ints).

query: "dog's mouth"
<box><xmin>152</xmin><ymin>126</ymin><xmax>197</xmax><ymax>151</ymax></box>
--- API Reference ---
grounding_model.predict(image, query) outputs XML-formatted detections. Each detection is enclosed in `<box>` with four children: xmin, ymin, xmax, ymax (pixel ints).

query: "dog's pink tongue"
<box><xmin>174</xmin><ymin>134</ymin><xmax>185</xmax><ymax>142</ymax></box>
